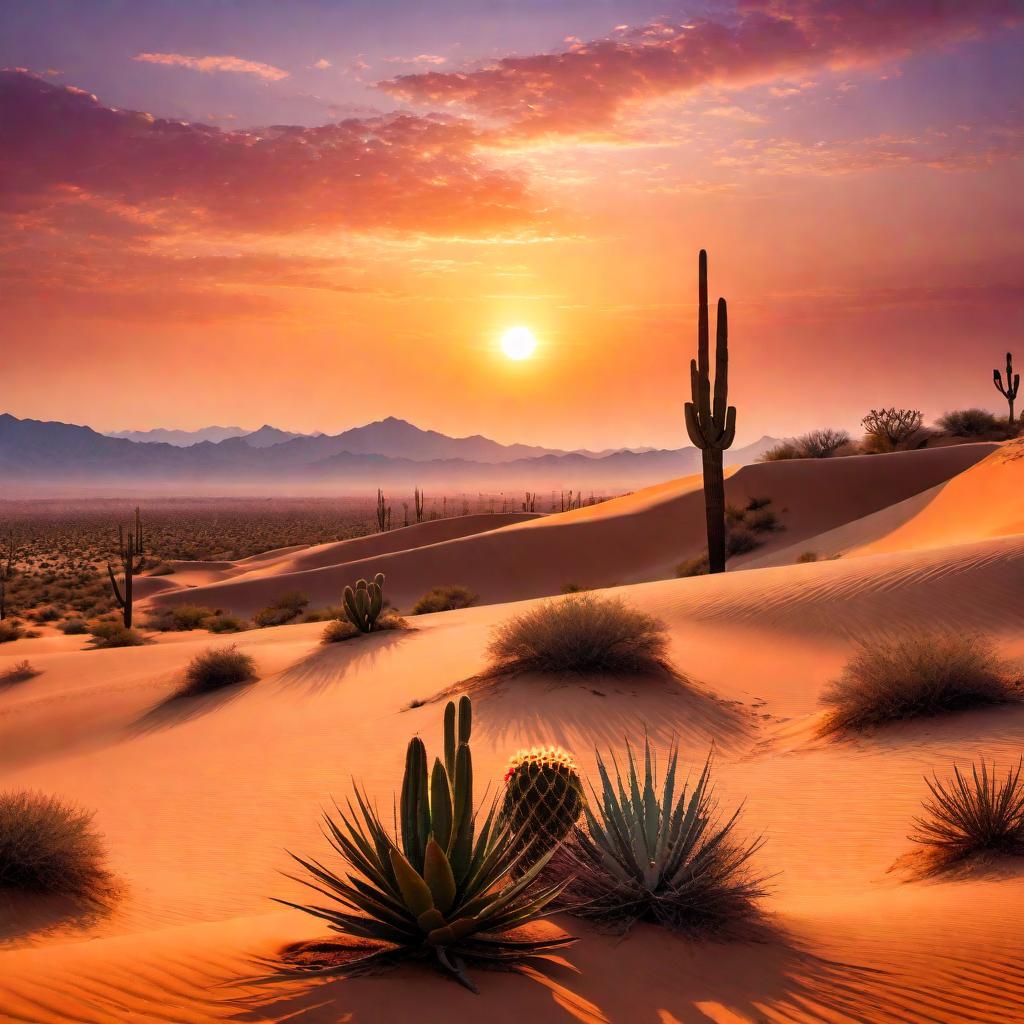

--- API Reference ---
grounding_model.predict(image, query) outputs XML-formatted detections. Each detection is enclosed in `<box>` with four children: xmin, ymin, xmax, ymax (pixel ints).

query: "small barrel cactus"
<box><xmin>343</xmin><ymin>572</ymin><xmax>386</xmax><ymax>632</ymax></box>
<box><xmin>502</xmin><ymin>746</ymin><xmax>584</xmax><ymax>866</ymax></box>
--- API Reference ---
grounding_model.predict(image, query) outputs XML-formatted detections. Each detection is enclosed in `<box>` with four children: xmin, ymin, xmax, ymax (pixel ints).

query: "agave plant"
<box><xmin>910</xmin><ymin>757</ymin><xmax>1024</xmax><ymax>861</ymax></box>
<box><xmin>275</xmin><ymin>697</ymin><xmax>573</xmax><ymax>991</ymax></box>
<box><xmin>561</xmin><ymin>735</ymin><xmax>767</xmax><ymax>933</ymax></box>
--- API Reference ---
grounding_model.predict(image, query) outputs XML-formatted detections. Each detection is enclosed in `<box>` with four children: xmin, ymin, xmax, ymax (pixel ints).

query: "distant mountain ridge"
<box><xmin>1</xmin><ymin>413</ymin><xmax>781</xmax><ymax>494</ymax></box>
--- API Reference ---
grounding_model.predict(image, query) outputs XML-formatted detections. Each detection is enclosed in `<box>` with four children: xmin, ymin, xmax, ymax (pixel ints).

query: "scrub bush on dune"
<box><xmin>253</xmin><ymin>591</ymin><xmax>310</xmax><ymax>628</ymax></box>
<box><xmin>172</xmin><ymin>645</ymin><xmax>257</xmax><ymax>698</ymax></box>
<box><xmin>911</xmin><ymin>758</ymin><xmax>1024</xmax><ymax>865</ymax></box>
<box><xmin>821</xmin><ymin>633</ymin><xmax>1020</xmax><ymax>733</ymax></box>
<box><xmin>0</xmin><ymin>791</ymin><xmax>114</xmax><ymax>900</ymax></box>
<box><xmin>88</xmin><ymin>621</ymin><xmax>146</xmax><ymax>648</ymax></box>
<box><xmin>412</xmin><ymin>585</ymin><xmax>478</xmax><ymax>615</ymax></box>
<box><xmin>487</xmin><ymin>593</ymin><xmax>671</xmax><ymax>676</ymax></box>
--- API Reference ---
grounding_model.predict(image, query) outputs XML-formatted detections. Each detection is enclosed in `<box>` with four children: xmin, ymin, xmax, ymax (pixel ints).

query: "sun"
<box><xmin>500</xmin><ymin>325</ymin><xmax>538</xmax><ymax>361</ymax></box>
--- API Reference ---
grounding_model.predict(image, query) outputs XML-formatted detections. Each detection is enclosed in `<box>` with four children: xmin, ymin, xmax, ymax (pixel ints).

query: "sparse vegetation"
<box><xmin>911</xmin><ymin>758</ymin><xmax>1024</xmax><ymax>864</ymax></box>
<box><xmin>861</xmin><ymin>408</ymin><xmax>924</xmax><ymax>453</ymax></box>
<box><xmin>761</xmin><ymin>429</ymin><xmax>850</xmax><ymax>461</ymax></box>
<box><xmin>174</xmin><ymin>645</ymin><xmax>257</xmax><ymax>698</ymax></box>
<box><xmin>88</xmin><ymin>620</ymin><xmax>147</xmax><ymax>649</ymax></box>
<box><xmin>0</xmin><ymin>790</ymin><xmax>114</xmax><ymax>899</ymax></box>
<box><xmin>937</xmin><ymin>408</ymin><xmax>1001</xmax><ymax>437</ymax></box>
<box><xmin>322</xmin><ymin>610</ymin><xmax>406</xmax><ymax>643</ymax></box>
<box><xmin>555</xmin><ymin>736</ymin><xmax>767</xmax><ymax>934</ymax></box>
<box><xmin>487</xmin><ymin>593</ymin><xmax>670</xmax><ymax>676</ymax></box>
<box><xmin>147</xmin><ymin>603</ymin><xmax>216</xmax><ymax>632</ymax></box>
<box><xmin>411</xmin><ymin>585</ymin><xmax>478</xmax><ymax>615</ymax></box>
<box><xmin>1</xmin><ymin>659</ymin><xmax>39</xmax><ymax>684</ymax></box>
<box><xmin>275</xmin><ymin>697</ymin><xmax>572</xmax><ymax>991</ymax></box>
<box><xmin>821</xmin><ymin>633</ymin><xmax>1020</xmax><ymax>732</ymax></box>
<box><xmin>207</xmin><ymin>613</ymin><xmax>247</xmax><ymax>633</ymax></box>
<box><xmin>253</xmin><ymin>591</ymin><xmax>309</xmax><ymax>628</ymax></box>
<box><xmin>796</xmin><ymin>551</ymin><xmax>819</xmax><ymax>563</ymax></box>
<box><xmin>59</xmin><ymin>617</ymin><xmax>89</xmax><ymax>634</ymax></box>
<box><xmin>0</xmin><ymin>619</ymin><xmax>23</xmax><ymax>643</ymax></box>
<box><xmin>675</xmin><ymin>555</ymin><xmax>709</xmax><ymax>578</ymax></box>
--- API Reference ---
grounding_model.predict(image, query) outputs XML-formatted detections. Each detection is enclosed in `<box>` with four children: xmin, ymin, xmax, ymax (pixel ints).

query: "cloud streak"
<box><xmin>133</xmin><ymin>52</ymin><xmax>290</xmax><ymax>81</ymax></box>
<box><xmin>381</xmin><ymin>1</ymin><xmax>1022</xmax><ymax>137</ymax></box>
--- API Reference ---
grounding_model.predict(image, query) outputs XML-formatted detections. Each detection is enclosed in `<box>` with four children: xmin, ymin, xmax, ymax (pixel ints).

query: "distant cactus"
<box><xmin>502</xmin><ymin>746</ymin><xmax>584</xmax><ymax>867</ymax></box>
<box><xmin>994</xmin><ymin>352</ymin><xmax>1019</xmax><ymax>425</ymax></box>
<box><xmin>414</xmin><ymin>486</ymin><xmax>425</xmax><ymax>523</ymax></box>
<box><xmin>343</xmin><ymin>572</ymin><xmax>386</xmax><ymax>633</ymax></box>
<box><xmin>523</xmin><ymin>491</ymin><xmax>537</xmax><ymax>512</ymax></box>
<box><xmin>375</xmin><ymin>489</ymin><xmax>391</xmax><ymax>532</ymax></box>
<box><xmin>106</xmin><ymin>507</ymin><xmax>144</xmax><ymax>628</ymax></box>
<box><xmin>684</xmin><ymin>250</ymin><xmax>737</xmax><ymax>574</ymax></box>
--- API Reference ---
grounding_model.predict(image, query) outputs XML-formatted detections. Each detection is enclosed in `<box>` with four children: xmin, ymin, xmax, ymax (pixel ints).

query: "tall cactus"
<box><xmin>414</xmin><ymin>486</ymin><xmax>425</xmax><ymax>523</ymax></box>
<box><xmin>106</xmin><ymin>507</ymin><xmax>144</xmax><ymax>628</ymax></box>
<box><xmin>375</xmin><ymin>488</ymin><xmax>392</xmax><ymax>532</ymax></box>
<box><xmin>684</xmin><ymin>250</ymin><xmax>737</xmax><ymax>574</ymax></box>
<box><xmin>343</xmin><ymin>572</ymin><xmax>386</xmax><ymax>632</ymax></box>
<box><xmin>994</xmin><ymin>352</ymin><xmax>1019</xmax><ymax>425</ymax></box>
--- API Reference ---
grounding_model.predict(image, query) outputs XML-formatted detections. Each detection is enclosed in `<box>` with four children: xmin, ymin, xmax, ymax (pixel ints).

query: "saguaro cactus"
<box><xmin>414</xmin><ymin>486</ymin><xmax>425</xmax><ymax>523</ymax></box>
<box><xmin>343</xmin><ymin>572</ymin><xmax>386</xmax><ymax>632</ymax></box>
<box><xmin>106</xmin><ymin>506</ymin><xmax>144</xmax><ymax>627</ymax></box>
<box><xmin>375</xmin><ymin>488</ymin><xmax>391</xmax><ymax>532</ymax></box>
<box><xmin>684</xmin><ymin>250</ymin><xmax>736</xmax><ymax>574</ymax></box>
<box><xmin>994</xmin><ymin>352</ymin><xmax>1019</xmax><ymax>425</ymax></box>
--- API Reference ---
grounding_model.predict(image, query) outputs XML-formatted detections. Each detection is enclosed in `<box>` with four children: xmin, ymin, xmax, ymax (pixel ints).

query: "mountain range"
<box><xmin>0</xmin><ymin>414</ymin><xmax>780</xmax><ymax>494</ymax></box>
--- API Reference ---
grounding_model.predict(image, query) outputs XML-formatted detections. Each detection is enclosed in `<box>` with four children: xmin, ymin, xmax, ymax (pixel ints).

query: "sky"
<box><xmin>1</xmin><ymin>0</ymin><xmax>1022</xmax><ymax>450</ymax></box>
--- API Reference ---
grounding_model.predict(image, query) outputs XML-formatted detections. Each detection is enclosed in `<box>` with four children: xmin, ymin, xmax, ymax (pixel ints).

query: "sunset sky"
<box><xmin>2</xmin><ymin>1</ymin><xmax>1022</xmax><ymax>450</ymax></box>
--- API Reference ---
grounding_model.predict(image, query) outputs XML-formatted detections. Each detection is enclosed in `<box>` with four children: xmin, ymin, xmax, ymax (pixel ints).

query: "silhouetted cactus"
<box><xmin>414</xmin><ymin>486</ymin><xmax>425</xmax><ymax>523</ymax></box>
<box><xmin>502</xmin><ymin>746</ymin><xmax>583</xmax><ymax>868</ymax></box>
<box><xmin>106</xmin><ymin>507</ymin><xmax>144</xmax><ymax>628</ymax></box>
<box><xmin>684</xmin><ymin>250</ymin><xmax>736</xmax><ymax>574</ymax></box>
<box><xmin>994</xmin><ymin>352</ymin><xmax>1019</xmax><ymax>425</ymax></box>
<box><xmin>343</xmin><ymin>572</ymin><xmax>386</xmax><ymax>632</ymax></box>
<box><xmin>375</xmin><ymin>489</ymin><xmax>391</xmax><ymax>532</ymax></box>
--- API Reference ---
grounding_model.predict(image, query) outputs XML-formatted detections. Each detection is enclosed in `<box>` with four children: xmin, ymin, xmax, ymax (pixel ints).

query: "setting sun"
<box><xmin>500</xmin><ymin>326</ymin><xmax>538</xmax><ymax>361</ymax></box>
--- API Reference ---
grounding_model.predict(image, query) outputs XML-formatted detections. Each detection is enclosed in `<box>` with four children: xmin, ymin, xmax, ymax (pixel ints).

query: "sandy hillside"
<box><xmin>2</xmin><ymin>444</ymin><xmax>1024</xmax><ymax>1023</ymax></box>
<box><xmin>145</xmin><ymin>443</ymin><xmax>994</xmax><ymax>618</ymax></box>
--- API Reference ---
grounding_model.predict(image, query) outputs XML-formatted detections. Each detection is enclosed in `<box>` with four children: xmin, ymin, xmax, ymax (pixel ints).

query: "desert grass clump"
<box><xmin>0</xmin><ymin>791</ymin><xmax>113</xmax><ymax>899</ymax></box>
<box><xmin>174</xmin><ymin>645</ymin><xmax>257</xmax><ymax>698</ymax></box>
<box><xmin>487</xmin><ymin>594</ymin><xmax>670</xmax><ymax>676</ymax></box>
<box><xmin>322</xmin><ymin>609</ymin><xmax>407</xmax><ymax>644</ymax></box>
<box><xmin>59</xmin><ymin>617</ymin><xmax>89</xmax><ymax>635</ymax></box>
<box><xmin>411</xmin><ymin>585</ymin><xmax>478</xmax><ymax>615</ymax></box>
<box><xmin>676</xmin><ymin>555</ymin><xmax>709</xmax><ymax>578</ymax></box>
<box><xmin>796</xmin><ymin>551</ymin><xmax>819</xmax><ymax>563</ymax></box>
<box><xmin>821</xmin><ymin>633</ymin><xmax>1020</xmax><ymax>733</ymax></box>
<box><xmin>1</xmin><ymin>660</ymin><xmax>39</xmax><ymax>685</ymax></box>
<box><xmin>147</xmin><ymin>603</ymin><xmax>215</xmax><ymax>632</ymax></box>
<box><xmin>556</xmin><ymin>736</ymin><xmax>767</xmax><ymax>935</ymax></box>
<box><xmin>910</xmin><ymin>758</ymin><xmax>1024</xmax><ymax>864</ymax></box>
<box><xmin>275</xmin><ymin>696</ymin><xmax>572</xmax><ymax>991</ymax></box>
<box><xmin>88</xmin><ymin>620</ymin><xmax>146</xmax><ymax>648</ymax></box>
<box><xmin>0</xmin><ymin>620</ymin><xmax>23</xmax><ymax>643</ymax></box>
<box><xmin>254</xmin><ymin>590</ymin><xmax>310</xmax><ymax>628</ymax></box>
<box><xmin>208</xmin><ymin>613</ymin><xmax>247</xmax><ymax>634</ymax></box>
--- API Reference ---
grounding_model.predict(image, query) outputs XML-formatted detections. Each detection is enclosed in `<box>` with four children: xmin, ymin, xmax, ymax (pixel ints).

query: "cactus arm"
<box><xmin>443</xmin><ymin>701</ymin><xmax>456</xmax><ymax>780</ymax></box>
<box><xmin>106</xmin><ymin>562</ymin><xmax>125</xmax><ymax>608</ymax></box>
<box><xmin>429</xmin><ymin>759</ymin><xmax>454</xmax><ymax>852</ymax></box>
<box><xmin>713</xmin><ymin>298</ymin><xmax>729</xmax><ymax>428</ymax></box>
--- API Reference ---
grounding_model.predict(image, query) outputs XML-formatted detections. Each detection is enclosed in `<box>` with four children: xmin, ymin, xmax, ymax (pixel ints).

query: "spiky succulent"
<box><xmin>343</xmin><ymin>573</ymin><xmax>386</xmax><ymax>633</ymax></box>
<box><xmin>502</xmin><ymin>746</ymin><xmax>584</xmax><ymax>869</ymax></box>
<box><xmin>275</xmin><ymin>696</ymin><xmax>573</xmax><ymax>991</ymax></box>
<box><xmin>559</xmin><ymin>735</ymin><xmax>766</xmax><ymax>933</ymax></box>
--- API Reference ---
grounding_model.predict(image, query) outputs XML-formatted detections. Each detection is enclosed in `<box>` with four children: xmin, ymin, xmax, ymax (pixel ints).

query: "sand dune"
<box><xmin>4</xmin><ymin>445</ymin><xmax>1024</xmax><ymax>1022</ymax></box>
<box><xmin>146</xmin><ymin>444</ymin><xmax>995</xmax><ymax>618</ymax></box>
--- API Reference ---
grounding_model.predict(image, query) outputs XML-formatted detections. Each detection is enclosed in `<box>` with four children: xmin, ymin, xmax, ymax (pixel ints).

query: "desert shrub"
<box><xmin>910</xmin><ymin>758</ymin><xmax>1024</xmax><ymax>864</ymax></box>
<box><xmin>174</xmin><ymin>645</ymin><xmax>257</xmax><ymax>698</ymax></box>
<box><xmin>744</xmin><ymin>507</ymin><xmax>779</xmax><ymax>533</ymax></box>
<box><xmin>561</xmin><ymin>583</ymin><xmax>589</xmax><ymax>593</ymax></box>
<box><xmin>556</xmin><ymin>736</ymin><xmax>766</xmax><ymax>934</ymax></box>
<box><xmin>821</xmin><ymin>633</ymin><xmax>1020</xmax><ymax>732</ymax></box>
<box><xmin>88</xmin><ymin>621</ymin><xmax>146</xmax><ymax>648</ymax></box>
<box><xmin>147</xmin><ymin>604</ymin><xmax>215</xmax><ymax>632</ymax></box>
<box><xmin>861</xmin><ymin>408</ymin><xmax>923</xmax><ymax>452</ymax></box>
<box><xmin>147</xmin><ymin>562</ymin><xmax>175</xmax><ymax>576</ymax></box>
<box><xmin>0</xmin><ymin>620</ymin><xmax>23</xmax><ymax>643</ymax></box>
<box><xmin>253</xmin><ymin>590</ymin><xmax>309</xmax><ymax>628</ymax></box>
<box><xmin>207</xmin><ymin>613</ymin><xmax>246</xmax><ymax>634</ymax></box>
<box><xmin>760</xmin><ymin>441</ymin><xmax>802</xmax><ymax>462</ymax></box>
<box><xmin>800</xmin><ymin>428</ymin><xmax>851</xmax><ymax>458</ymax></box>
<box><xmin>1</xmin><ymin>660</ymin><xmax>38</xmax><ymax>684</ymax></box>
<box><xmin>301</xmin><ymin>604</ymin><xmax>345</xmax><ymax>623</ymax></box>
<box><xmin>726</xmin><ymin>525</ymin><xmax>760</xmax><ymax>557</ymax></box>
<box><xmin>676</xmin><ymin>555</ymin><xmax>709</xmax><ymax>578</ymax></box>
<box><xmin>937</xmin><ymin>408</ymin><xmax>1000</xmax><ymax>437</ymax></box>
<box><xmin>411</xmin><ymin>585</ymin><xmax>478</xmax><ymax>615</ymax></box>
<box><xmin>796</xmin><ymin>551</ymin><xmax>819</xmax><ymax>563</ymax></box>
<box><xmin>28</xmin><ymin>605</ymin><xmax>60</xmax><ymax>623</ymax></box>
<box><xmin>0</xmin><ymin>790</ymin><xmax>113</xmax><ymax>899</ymax></box>
<box><xmin>59</xmin><ymin>617</ymin><xmax>89</xmax><ymax>635</ymax></box>
<box><xmin>487</xmin><ymin>593</ymin><xmax>670</xmax><ymax>676</ymax></box>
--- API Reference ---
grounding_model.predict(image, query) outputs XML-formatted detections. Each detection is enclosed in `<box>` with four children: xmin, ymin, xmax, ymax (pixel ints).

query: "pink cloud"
<box><xmin>133</xmin><ymin>52</ymin><xmax>290</xmax><ymax>81</ymax></box>
<box><xmin>0</xmin><ymin>70</ymin><xmax>539</xmax><ymax>236</ymax></box>
<box><xmin>381</xmin><ymin>1</ymin><xmax>1021</xmax><ymax>137</ymax></box>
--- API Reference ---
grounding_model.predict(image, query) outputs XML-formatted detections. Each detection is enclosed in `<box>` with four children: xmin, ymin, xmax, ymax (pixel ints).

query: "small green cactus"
<box><xmin>343</xmin><ymin>572</ymin><xmax>386</xmax><ymax>633</ymax></box>
<box><xmin>502</xmin><ymin>746</ymin><xmax>584</xmax><ymax>867</ymax></box>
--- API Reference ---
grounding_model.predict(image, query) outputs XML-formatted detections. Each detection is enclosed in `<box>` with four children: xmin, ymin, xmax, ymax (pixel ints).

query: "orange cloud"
<box><xmin>381</xmin><ymin>1</ymin><xmax>1021</xmax><ymax>137</ymax></box>
<box><xmin>133</xmin><ymin>52</ymin><xmax>290</xmax><ymax>80</ymax></box>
